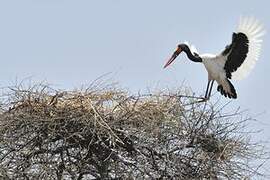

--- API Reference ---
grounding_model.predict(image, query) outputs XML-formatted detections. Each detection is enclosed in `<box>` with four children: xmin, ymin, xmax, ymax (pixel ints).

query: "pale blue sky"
<box><xmin>0</xmin><ymin>0</ymin><xmax>270</xmax><ymax>172</ymax></box>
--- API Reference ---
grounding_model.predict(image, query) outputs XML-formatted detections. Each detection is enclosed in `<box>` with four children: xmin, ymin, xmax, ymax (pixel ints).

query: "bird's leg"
<box><xmin>204</xmin><ymin>80</ymin><xmax>211</xmax><ymax>99</ymax></box>
<box><xmin>196</xmin><ymin>80</ymin><xmax>211</xmax><ymax>103</ymax></box>
<box><xmin>196</xmin><ymin>80</ymin><xmax>214</xmax><ymax>104</ymax></box>
<box><xmin>207</xmin><ymin>80</ymin><xmax>214</xmax><ymax>99</ymax></box>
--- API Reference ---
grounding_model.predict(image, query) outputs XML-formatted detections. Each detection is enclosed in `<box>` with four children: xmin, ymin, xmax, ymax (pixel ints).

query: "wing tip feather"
<box><xmin>231</xmin><ymin>16</ymin><xmax>265</xmax><ymax>80</ymax></box>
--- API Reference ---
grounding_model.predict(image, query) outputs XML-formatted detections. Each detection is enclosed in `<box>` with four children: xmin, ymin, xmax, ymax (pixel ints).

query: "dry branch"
<box><xmin>0</xmin><ymin>84</ymin><xmax>267</xmax><ymax>179</ymax></box>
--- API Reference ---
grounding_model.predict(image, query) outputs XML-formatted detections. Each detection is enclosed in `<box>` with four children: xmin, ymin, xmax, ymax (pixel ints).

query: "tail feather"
<box><xmin>217</xmin><ymin>79</ymin><xmax>237</xmax><ymax>99</ymax></box>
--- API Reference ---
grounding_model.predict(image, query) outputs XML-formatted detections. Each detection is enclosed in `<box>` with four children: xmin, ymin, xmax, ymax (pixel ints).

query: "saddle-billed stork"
<box><xmin>163</xmin><ymin>17</ymin><xmax>265</xmax><ymax>100</ymax></box>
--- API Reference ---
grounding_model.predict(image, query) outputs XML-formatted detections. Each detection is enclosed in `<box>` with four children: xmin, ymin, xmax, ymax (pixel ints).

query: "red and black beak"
<box><xmin>163</xmin><ymin>47</ymin><xmax>182</xmax><ymax>68</ymax></box>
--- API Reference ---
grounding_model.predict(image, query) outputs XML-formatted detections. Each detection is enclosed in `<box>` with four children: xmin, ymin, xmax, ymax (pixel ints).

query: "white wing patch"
<box><xmin>232</xmin><ymin>16</ymin><xmax>266</xmax><ymax>80</ymax></box>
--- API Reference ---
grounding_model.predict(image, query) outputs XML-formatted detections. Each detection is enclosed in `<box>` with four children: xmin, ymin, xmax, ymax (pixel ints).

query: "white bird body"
<box><xmin>201</xmin><ymin>54</ymin><xmax>224</xmax><ymax>80</ymax></box>
<box><xmin>164</xmin><ymin>16</ymin><xmax>265</xmax><ymax>100</ymax></box>
<box><xmin>201</xmin><ymin>54</ymin><xmax>232</xmax><ymax>94</ymax></box>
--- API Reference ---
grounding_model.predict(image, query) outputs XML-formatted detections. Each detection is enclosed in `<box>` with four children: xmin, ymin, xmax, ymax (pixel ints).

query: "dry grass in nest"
<box><xmin>0</xmin><ymin>83</ymin><xmax>267</xmax><ymax>179</ymax></box>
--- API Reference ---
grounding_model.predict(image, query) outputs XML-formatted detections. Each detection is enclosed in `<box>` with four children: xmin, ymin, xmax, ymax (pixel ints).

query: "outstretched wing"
<box><xmin>221</xmin><ymin>16</ymin><xmax>265</xmax><ymax>80</ymax></box>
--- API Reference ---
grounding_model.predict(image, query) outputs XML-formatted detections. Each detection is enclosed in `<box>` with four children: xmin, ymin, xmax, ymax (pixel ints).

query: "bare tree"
<box><xmin>0</xmin><ymin>83</ymin><xmax>267</xmax><ymax>179</ymax></box>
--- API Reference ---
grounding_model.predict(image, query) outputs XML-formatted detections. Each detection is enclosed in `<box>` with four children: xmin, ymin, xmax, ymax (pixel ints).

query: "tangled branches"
<box><xmin>0</xmin><ymin>84</ymin><xmax>267</xmax><ymax>179</ymax></box>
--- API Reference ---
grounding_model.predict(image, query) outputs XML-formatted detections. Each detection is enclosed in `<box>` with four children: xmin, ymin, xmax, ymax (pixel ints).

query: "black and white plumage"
<box><xmin>163</xmin><ymin>17</ymin><xmax>265</xmax><ymax>100</ymax></box>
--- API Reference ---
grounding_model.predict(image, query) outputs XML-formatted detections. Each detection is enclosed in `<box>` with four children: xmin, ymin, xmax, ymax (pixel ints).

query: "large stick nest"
<box><xmin>0</xmin><ymin>83</ymin><xmax>266</xmax><ymax>179</ymax></box>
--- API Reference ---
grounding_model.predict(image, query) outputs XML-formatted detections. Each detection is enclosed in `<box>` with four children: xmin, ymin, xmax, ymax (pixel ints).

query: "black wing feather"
<box><xmin>222</xmin><ymin>32</ymin><xmax>249</xmax><ymax>79</ymax></box>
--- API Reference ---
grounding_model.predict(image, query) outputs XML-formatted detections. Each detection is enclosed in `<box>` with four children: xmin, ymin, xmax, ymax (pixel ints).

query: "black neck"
<box><xmin>183</xmin><ymin>46</ymin><xmax>202</xmax><ymax>63</ymax></box>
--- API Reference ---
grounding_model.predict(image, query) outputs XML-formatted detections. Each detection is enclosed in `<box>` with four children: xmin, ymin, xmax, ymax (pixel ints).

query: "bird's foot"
<box><xmin>182</xmin><ymin>97</ymin><xmax>208</xmax><ymax>106</ymax></box>
<box><xmin>198</xmin><ymin>97</ymin><xmax>209</xmax><ymax>103</ymax></box>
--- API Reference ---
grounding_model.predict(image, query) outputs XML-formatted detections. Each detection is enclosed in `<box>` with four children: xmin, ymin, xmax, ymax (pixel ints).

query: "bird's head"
<box><xmin>163</xmin><ymin>44</ymin><xmax>188</xmax><ymax>68</ymax></box>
